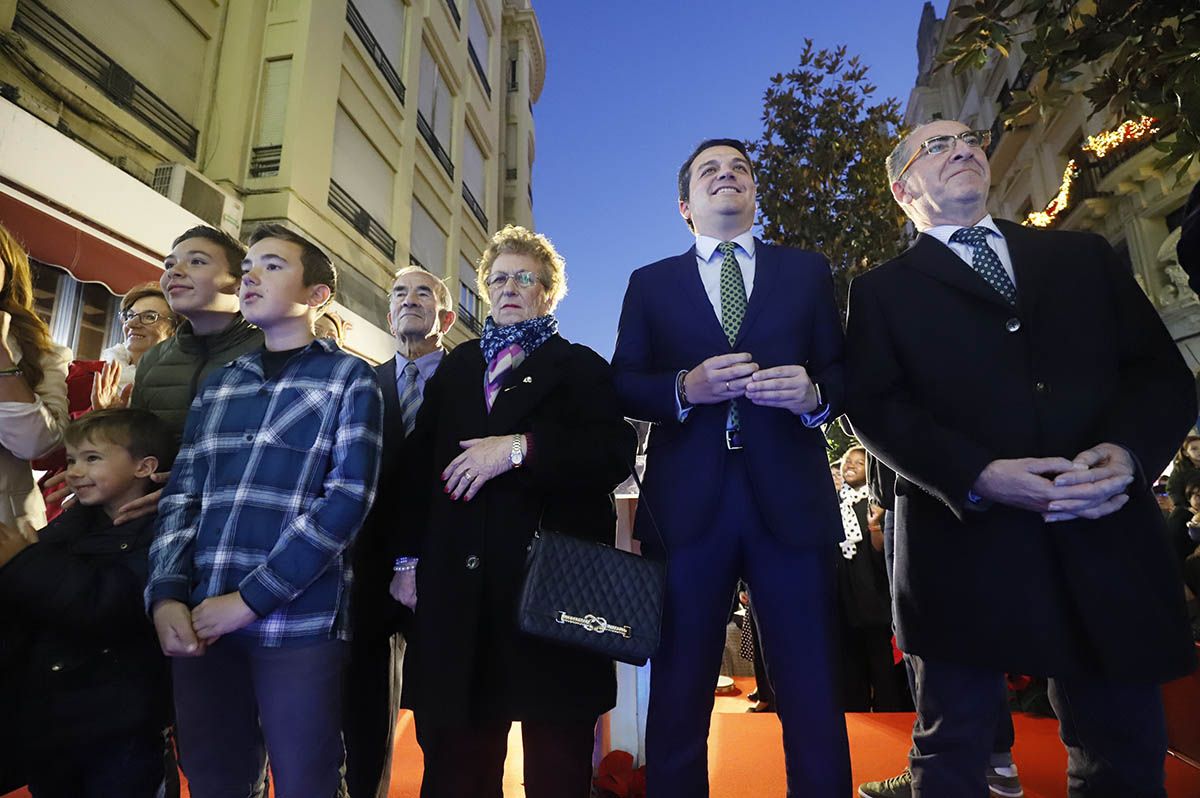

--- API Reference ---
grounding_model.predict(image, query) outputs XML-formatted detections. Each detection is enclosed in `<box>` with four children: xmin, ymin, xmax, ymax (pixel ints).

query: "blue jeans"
<box><xmin>172</xmin><ymin>636</ymin><xmax>348</xmax><ymax>798</ymax></box>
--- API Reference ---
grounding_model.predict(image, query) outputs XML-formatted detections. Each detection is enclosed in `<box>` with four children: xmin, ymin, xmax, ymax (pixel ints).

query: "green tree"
<box><xmin>750</xmin><ymin>40</ymin><xmax>909</xmax><ymax>311</ymax></box>
<box><xmin>939</xmin><ymin>0</ymin><xmax>1200</xmax><ymax>175</ymax></box>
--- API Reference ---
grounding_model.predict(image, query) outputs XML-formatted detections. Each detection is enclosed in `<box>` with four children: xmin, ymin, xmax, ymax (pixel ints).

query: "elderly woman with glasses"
<box><xmin>389</xmin><ymin>224</ymin><xmax>636</xmax><ymax>798</ymax></box>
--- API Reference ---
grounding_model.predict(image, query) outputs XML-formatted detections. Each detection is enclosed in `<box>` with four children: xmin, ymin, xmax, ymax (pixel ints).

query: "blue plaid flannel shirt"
<box><xmin>146</xmin><ymin>339</ymin><xmax>383</xmax><ymax>646</ymax></box>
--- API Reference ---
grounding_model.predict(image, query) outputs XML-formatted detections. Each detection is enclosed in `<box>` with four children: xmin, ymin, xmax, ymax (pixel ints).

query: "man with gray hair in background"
<box><xmin>344</xmin><ymin>266</ymin><xmax>455</xmax><ymax>798</ymax></box>
<box><xmin>846</xmin><ymin>119</ymin><xmax>1196</xmax><ymax>797</ymax></box>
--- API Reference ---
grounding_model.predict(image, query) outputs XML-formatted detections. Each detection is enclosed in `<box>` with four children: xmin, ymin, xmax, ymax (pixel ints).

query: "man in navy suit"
<box><xmin>612</xmin><ymin>139</ymin><xmax>850</xmax><ymax>797</ymax></box>
<box><xmin>344</xmin><ymin>266</ymin><xmax>455</xmax><ymax>798</ymax></box>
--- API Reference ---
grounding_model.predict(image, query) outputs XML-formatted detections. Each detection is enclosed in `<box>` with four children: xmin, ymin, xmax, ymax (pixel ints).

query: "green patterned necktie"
<box><xmin>718</xmin><ymin>241</ymin><xmax>747</xmax><ymax>430</ymax></box>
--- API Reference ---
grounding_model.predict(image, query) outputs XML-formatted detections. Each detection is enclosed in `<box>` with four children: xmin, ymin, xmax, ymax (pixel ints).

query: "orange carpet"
<box><xmin>6</xmin><ymin>677</ymin><xmax>1200</xmax><ymax>796</ymax></box>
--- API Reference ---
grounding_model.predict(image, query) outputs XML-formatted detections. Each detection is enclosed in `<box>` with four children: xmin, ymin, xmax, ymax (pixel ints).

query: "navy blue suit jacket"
<box><xmin>611</xmin><ymin>241</ymin><xmax>844</xmax><ymax>551</ymax></box>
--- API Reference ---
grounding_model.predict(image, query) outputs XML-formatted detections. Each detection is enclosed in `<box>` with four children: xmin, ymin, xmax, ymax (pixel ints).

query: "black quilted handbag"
<box><xmin>516</xmin><ymin>466</ymin><xmax>666</xmax><ymax>666</ymax></box>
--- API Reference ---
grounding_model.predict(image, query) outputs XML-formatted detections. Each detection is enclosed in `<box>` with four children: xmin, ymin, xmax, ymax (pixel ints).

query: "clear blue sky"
<box><xmin>531</xmin><ymin>0</ymin><xmax>947</xmax><ymax>358</ymax></box>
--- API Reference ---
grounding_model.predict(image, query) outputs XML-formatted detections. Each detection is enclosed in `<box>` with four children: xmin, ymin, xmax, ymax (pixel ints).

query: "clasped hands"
<box><xmin>684</xmin><ymin>353</ymin><xmax>819</xmax><ymax>415</ymax></box>
<box><xmin>151</xmin><ymin>592</ymin><xmax>257</xmax><ymax>657</ymax></box>
<box><xmin>972</xmin><ymin>443</ymin><xmax>1136</xmax><ymax>522</ymax></box>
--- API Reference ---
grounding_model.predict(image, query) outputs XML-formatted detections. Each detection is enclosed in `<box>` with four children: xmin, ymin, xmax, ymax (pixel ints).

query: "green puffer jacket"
<box><xmin>130</xmin><ymin>314</ymin><xmax>264</xmax><ymax>444</ymax></box>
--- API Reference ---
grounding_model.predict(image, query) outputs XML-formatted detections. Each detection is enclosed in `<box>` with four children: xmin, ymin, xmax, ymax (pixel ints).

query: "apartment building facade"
<box><xmin>0</xmin><ymin>0</ymin><xmax>545</xmax><ymax>362</ymax></box>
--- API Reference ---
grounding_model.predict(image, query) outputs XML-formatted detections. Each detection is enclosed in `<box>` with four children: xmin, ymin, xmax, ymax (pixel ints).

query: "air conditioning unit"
<box><xmin>151</xmin><ymin>163</ymin><xmax>244</xmax><ymax>237</ymax></box>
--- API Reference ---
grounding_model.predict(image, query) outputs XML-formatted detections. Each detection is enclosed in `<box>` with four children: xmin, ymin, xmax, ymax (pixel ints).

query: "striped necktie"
<box><xmin>949</xmin><ymin>226</ymin><xmax>1017</xmax><ymax>305</ymax></box>
<box><xmin>718</xmin><ymin>241</ymin><xmax>747</xmax><ymax>431</ymax></box>
<box><xmin>399</xmin><ymin>361</ymin><xmax>421</xmax><ymax>436</ymax></box>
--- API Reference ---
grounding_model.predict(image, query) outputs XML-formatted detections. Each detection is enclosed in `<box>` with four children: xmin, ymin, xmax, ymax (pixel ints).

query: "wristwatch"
<box><xmin>510</xmin><ymin>434</ymin><xmax>525</xmax><ymax>468</ymax></box>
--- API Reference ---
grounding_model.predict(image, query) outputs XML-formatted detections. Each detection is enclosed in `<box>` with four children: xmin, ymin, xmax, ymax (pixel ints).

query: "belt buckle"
<box><xmin>725</xmin><ymin>429</ymin><xmax>744</xmax><ymax>450</ymax></box>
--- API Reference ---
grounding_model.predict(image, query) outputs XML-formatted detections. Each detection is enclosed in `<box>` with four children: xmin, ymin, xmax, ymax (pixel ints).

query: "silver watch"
<box><xmin>510</xmin><ymin>434</ymin><xmax>525</xmax><ymax>468</ymax></box>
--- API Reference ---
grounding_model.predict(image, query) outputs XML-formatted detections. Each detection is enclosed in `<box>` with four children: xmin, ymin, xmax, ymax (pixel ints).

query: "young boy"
<box><xmin>44</xmin><ymin>226</ymin><xmax>264</xmax><ymax>525</ymax></box>
<box><xmin>146</xmin><ymin>224</ymin><xmax>383</xmax><ymax>798</ymax></box>
<box><xmin>0</xmin><ymin>408</ymin><xmax>174</xmax><ymax>797</ymax></box>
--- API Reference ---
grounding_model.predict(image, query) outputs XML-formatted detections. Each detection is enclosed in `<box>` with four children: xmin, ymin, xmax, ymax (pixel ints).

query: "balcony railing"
<box><xmin>417</xmin><ymin>111</ymin><xmax>454</xmax><ymax>179</ymax></box>
<box><xmin>468</xmin><ymin>41</ymin><xmax>491</xmax><ymax>99</ymax></box>
<box><xmin>13</xmin><ymin>0</ymin><xmax>198</xmax><ymax>157</ymax></box>
<box><xmin>457</xmin><ymin>303</ymin><xmax>483</xmax><ymax>335</ymax></box>
<box><xmin>444</xmin><ymin>0</ymin><xmax>462</xmax><ymax>28</ymax></box>
<box><xmin>346</xmin><ymin>0</ymin><xmax>405</xmax><ymax>106</ymax></box>
<box><xmin>462</xmin><ymin>183</ymin><xmax>488</xmax><ymax>229</ymax></box>
<box><xmin>1070</xmin><ymin>159</ymin><xmax>1104</xmax><ymax>205</ymax></box>
<box><xmin>328</xmin><ymin>180</ymin><xmax>396</xmax><ymax>260</ymax></box>
<box><xmin>1093</xmin><ymin>133</ymin><xmax>1157</xmax><ymax>179</ymax></box>
<box><xmin>249</xmin><ymin>145</ymin><xmax>282</xmax><ymax>177</ymax></box>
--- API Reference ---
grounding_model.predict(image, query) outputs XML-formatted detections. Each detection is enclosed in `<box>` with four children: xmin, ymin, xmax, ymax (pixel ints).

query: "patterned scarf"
<box><xmin>481</xmin><ymin>314</ymin><xmax>558</xmax><ymax>411</ymax></box>
<box><xmin>838</xmin><ymin>484</ymin><xmax>871</xmax><ymax>560</ymax></box>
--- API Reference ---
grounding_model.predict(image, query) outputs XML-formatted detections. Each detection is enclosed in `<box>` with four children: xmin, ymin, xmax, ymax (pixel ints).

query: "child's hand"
<box><xmin>192</xmin><ymin>592</ymin><xmax>258</xmax><ymax>640</ymax></box>
<box><xmin>152</xmin><ymin>600</ymin><xmax>205</xmax><ymax>657</ymax></box>
<box><xmin>111</xmin><ymin>472</ymin><xmax>170</xmax><ymax>525</ymax></box>
<box><xmin>0</xmin><ymin>521</ymin><xmax>31</xmax><ymax>568</ymax></box>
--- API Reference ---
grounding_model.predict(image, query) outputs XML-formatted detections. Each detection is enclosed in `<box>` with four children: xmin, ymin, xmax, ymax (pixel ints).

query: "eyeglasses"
<box><xmin>120</xmin><ymin>310</ymin><xmax>172</xmax><ymax>326</ymax></box>
<box><xmin>485</xmin><ymin>270</ymin><xmax>540</xmax><ymax>290</ymax></box>
<box><xmin>896</xmin><ymin>129</ymin><xmax>992</xmax><ymax>180</ymax></box>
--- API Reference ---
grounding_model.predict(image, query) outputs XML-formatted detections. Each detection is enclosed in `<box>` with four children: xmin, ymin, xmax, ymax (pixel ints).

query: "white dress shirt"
<box><xmin>694</xmin><ymin>230</ymin><xmax>757</xmax><ymax>318</ymax></box>
<box><xmin>675</xmin><ymin>230</ymin><xmax>827</xmax><ymax>428</ymax></box>
<box><xmin>920</xmin><ymin>214</ymin><xmax>1017</xmax><ymax>288</ymax></box>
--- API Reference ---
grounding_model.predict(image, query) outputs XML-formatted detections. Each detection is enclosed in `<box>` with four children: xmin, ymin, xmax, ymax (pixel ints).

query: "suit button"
<box><xmin>465</xmin><ymin>555</ymin><xmax>480</xmax><ymax>570</ymax></box>
<box><xmin>1005</xmin><ymin>318</ymin><xmax>1021</xmax><ymax>333</ymax></box>
<box><xmin>1035</xmin><ymin>381</ymin><xmax>1048</xmax><ymax>394</ymax></box>
<box><xmin>50</xmin><ymin>663</ymin><xmax>62</xmax><ymax>672</ymax></box>
<box><xmin>119</xmin><ymin>543</ymin><xmax>129</xmax><ymax>550</ymax></box>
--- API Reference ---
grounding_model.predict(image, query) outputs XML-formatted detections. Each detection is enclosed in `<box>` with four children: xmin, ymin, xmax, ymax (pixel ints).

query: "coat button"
<box><xmin>50</xmin><ymin>663</ymin><xmax>62</xmax><ymax>672</ymax></box>
<box><xmin>1035</xmin><ymin>381</ymin><xmax>1048</xmax><ymax>394</ymax></box>
<box><xmin>465</xmin><ymin>555</ymin><xmax>480</xmax><ymax>570</ymax></box>
<box><xmin>119</xmin><ymin>543</ymin><xmax>129</xmax><ymax>550</ymax></box>
<box><xmin>1005</xmin><ymin>318</ymin><xmax>1021</xmax><ymax>333</ymax></box>
<box><xmin>244</xmin><ymin>434</ymin><xmax>254</xmax><ymax>442</ymax></box>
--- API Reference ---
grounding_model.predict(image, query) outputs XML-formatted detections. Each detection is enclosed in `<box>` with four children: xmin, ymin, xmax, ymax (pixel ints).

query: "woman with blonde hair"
<box><xmin>0</xmin><ymin>224</ymin><xmax>70</xmax><ymax>529</ymax></box>
<box><xmin>393</xmin><ymin>224</ymin><xmax>636</xmax><ymax>798</ymax></box>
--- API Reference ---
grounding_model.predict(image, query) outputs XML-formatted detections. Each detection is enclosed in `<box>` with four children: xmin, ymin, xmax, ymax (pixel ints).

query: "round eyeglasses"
<box><xmin>896</xmin><ymin>129</ymin><xmax>992</xmax><ymax>180</ymax></box>
<box><xmin>485</xmin><ymin>270</ymin><xmax>540</xmax><ymax>290</ymax></box>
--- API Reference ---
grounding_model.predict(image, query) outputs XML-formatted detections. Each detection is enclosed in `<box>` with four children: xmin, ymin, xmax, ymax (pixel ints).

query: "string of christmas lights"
<box><xmin>1022</xmin><ymin>116</ymin><xmax>1158</xmax><ymax>227</ymax></box>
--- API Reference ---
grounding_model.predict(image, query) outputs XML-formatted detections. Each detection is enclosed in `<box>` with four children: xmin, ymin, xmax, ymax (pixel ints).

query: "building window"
<box><xmin>462</xmin><ymin>129</ymin><xmax>487</xmax><ymax>229</ymax></box>
<box><xmin>418</xmin><ymin>44</ymin><xmax>455</xmax><ymax>178</ymax></box>
<box><xmin>508</xmin><ymin>56</ymin><xmax>518</xmax><ymax>91</ymax></box>
<box><xmin>458</xmin><ymin>255</ymin><xmax>483</xmax><ymax>335</ymax></box>
<box><xmin>330</xmin><ymin>105</ymin><xmax>396</xmax><ymax>259</ymax></box>
<box><xmin>349</xmin><ymin>0</ymin><xmax>406</xmax><ymax>105</ymax></box>
<box><xmin>411</xmin><ymin>199</ymin><xmax>448</xmax><ymax>274</ymax></box>
<box><xmin>467</xmin><ymin>0</ymin><xmax>491</xmax><ymax>97</ymax></box>
<box><xmin>250</xmin><ymin>58</ymin><xmax>290</xmax><ymax>177</ymax></box>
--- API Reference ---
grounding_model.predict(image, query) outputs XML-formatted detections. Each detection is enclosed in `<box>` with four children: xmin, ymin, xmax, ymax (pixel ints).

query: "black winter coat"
<box><xmin>394</xmin><ymin>334</ymin><xmax>637</xmax><ymax>724</ymax></box>
<box><xmin>846</xmin><ymin>222</ymin><xmax>1197</xmax><ymax>682</ymax></box>
<box><xmin>0</xmin><ymin>505</ymin><xmax>169</xmax><ymax>754</ymax></box>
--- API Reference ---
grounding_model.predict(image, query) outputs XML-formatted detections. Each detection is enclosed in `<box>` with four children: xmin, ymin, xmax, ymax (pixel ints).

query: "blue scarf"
<box><xmin>480</xmin><ymin>314</ymin><xmax>559</xmax><ymax>363</ymax></box>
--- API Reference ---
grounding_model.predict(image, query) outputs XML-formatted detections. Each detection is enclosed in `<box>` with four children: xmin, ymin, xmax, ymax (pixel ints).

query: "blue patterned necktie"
<box><xmin>949</xmin><ymin>226</ymin><xmax>1017</xmax><ymax>306</ymax></box>
<box><xmin>398</xmin><ymin>361</ymin><xmax>421</xmax><ymax>436</ymax></box>
<box><xmin>718</xmin><ymin>241</ymin><xmax>747</xmax><ymax>431</ymax></box>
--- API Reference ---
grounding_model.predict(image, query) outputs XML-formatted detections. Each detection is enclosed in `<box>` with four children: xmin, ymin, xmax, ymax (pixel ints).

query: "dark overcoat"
<box><xmin>845</xmin><ymin>221</ymin><xmax>1197</xmax><ymax>682</ymax></box>
<box><xmin>397</xmin><ymin>334</ymin><xmax>637</xmax><ymax>724</ymax></box>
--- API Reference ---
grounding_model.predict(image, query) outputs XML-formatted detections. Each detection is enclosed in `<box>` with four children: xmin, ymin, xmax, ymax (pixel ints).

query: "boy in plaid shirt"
<box><xmin>147</xmin><ymin>224</ymin><xmax>383</xmax><ymax>797</ymax></box>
